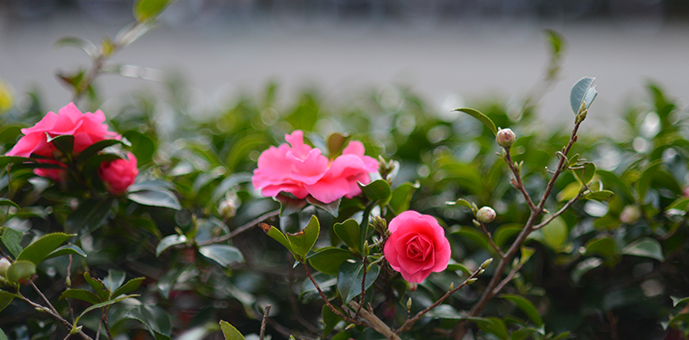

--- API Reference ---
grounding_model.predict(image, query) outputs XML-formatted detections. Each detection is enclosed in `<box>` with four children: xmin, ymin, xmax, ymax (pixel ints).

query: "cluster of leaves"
<box><xmin>0</xmin><ymin>5</ymin><xmax>688</xmax><ymax>340</ymax></box>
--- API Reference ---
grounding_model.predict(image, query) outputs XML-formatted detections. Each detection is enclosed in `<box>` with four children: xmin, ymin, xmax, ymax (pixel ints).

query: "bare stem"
<box><xmin>348</xmin><ymin>301</ymin><xmax>400</xmax><ymax>340</ymax></box>
<box><xmin>302</xmin><ymin>263</ymin><xmax>360</xmax><ymax>326</ymax></box>
<box><xmin>478</xmin><ymin>221</ymin><xmax>505</xmax><ymax>258</ymax></box>
<box><xmin>198</xmin><ymin>210</ymin><xmax>280</xmax><ymax>246</ymax></box>
<box><xmin>18</xmin><ymin>293</ymin><xmax>93</xmax><ymax>340</ymax></box>
<box><xmin>260</xmin><ymin>305</ymin><xmax>272</xmax><ymax>340</ymax></box>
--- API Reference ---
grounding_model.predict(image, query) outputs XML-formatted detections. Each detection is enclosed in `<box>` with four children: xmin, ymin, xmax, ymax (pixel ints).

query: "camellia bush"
<box><xmin>1</xmin><ymin>1</ymin><xmax>689</xmax><ymax>340</ymax></box>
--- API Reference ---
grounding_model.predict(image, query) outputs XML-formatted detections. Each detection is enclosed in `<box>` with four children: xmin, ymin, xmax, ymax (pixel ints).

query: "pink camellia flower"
<box><xmin>252</xmin><ymin>130</ymin><xmax>330</xmax><ymax>200</ymax></box>
<box><xmin>306</xmin><ymin>141</ymin><xmax>378</xmax><ymax>204</ymax></box>
<box><xmin>384</xmin><ymin>211</ymin><xmax>451</xmax><ymax>283</ymax></box>
<box><xmin>98</xmin><ymin>152</ymin><xmax>139</xmax><ymax>195</ymax></box>
<box><xmin>6</xmin><ymin>102</ymin><xmax>118</xmax><ymax>158</ymax></box>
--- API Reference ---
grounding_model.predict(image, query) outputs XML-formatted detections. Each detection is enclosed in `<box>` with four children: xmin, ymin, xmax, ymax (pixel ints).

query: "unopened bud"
<box><xmin>620</xmin><ymin>205</ymin><xmax>641</xmax><ymax>224</ymax></box>
<box><xmin>406</xmin><ymin>297</ymin><xmax>412</xmax><ymax>310</ymax></box>
<box><xmin>466</xmin><ymin>278</ymin><xmax>478</xmax><ymax>284</ymax></box>
<box><xmin>370</xmin><ymin>216</ymin><xmax>388</xmax><ymax>235</ymax></box>
<box><xmin>345</xmin><ymin>323</ymin><xmax>356</xmax><ymax>331</ymax></box>
<box><xmin>0</xmin><ymin>257</ymin><xmax>10</xmax><ymax>277</ymax></box>
<box><xmin>496</xmin><ymin>128</ymin><xmax>516</xmax><ymax>148</ymax></box>
<box><xmin>479</xmin><ymin>258</ymin><xmax>493</xmax><ymax>270</ymax></box>
<box><xmin>218</xmin><ymin>191</ymin><xmax>240</xmax><ymax>219</ymax></box>
<box><xmin>476</xmin><ymin>206</ymin><xmax>496</xmax><ymax>223</ymax></box>
<box><xmin>449</xmin><ymin>282</ymin><xmax>454</xmax><ymax>291</ymax></box>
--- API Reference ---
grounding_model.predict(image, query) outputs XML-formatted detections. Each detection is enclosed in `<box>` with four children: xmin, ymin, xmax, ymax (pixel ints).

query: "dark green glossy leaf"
<box><xmin>337</xmin><ymin>259</ymin><xmax>380</xmax><ymax>303</ymax></box>
<box><xmin>260</xmin><ymin>223</ymin><xmax>292</xmax><ymax>252</ymax></box>
<box><xmin>112</xmin><ymin>277</ymin><xmax>146</xmax><ymax>299</ymax></box>
<box><xmin>275</xmin><ymin>193</ymin><xmax>307</xmax><ymax>216</ymax></box>
<box><xmin>85</xmin><ymin>272</ymin><xmax>110</xmax><ymax>302</ymax></box>
<box><xmin>123</xmin><ymin>130</ymin><xmax>154</xmax><ymax>165</ymax></box>
<box><xmin>597</xmin><ymin>170</ymin><xmax>634</xmax><ymax>202</ymax></box>
<box><xmin>585</xmin><ymin>236</ymin><xmax>618</xmax><ymax>263</ymax></box>
<box><xmin>308</xmin><ymin>247</ymin><xmax>354</xmax><ymax>275</ymax></box>
<box><xmin>286</xmin><ymin>215</ymin><xmax>320</xmax><ymax>261</ymax></box>
<box><xmin>103</xmin><ymin>270</ymin><xmax>127</xmax><ymax>296</ymax></box>
<box><xmin>306</xmin><ymin>196</ymin><xmax>340</xmax><ymax>217</ymax></box>
<box><xmin>671</xmin><ymin>296</ymin><xmax>689</xmax><ymax>307</ymax></box>
<box><xmin>76</xmin><ymin>294</ymin><xmax>138</xmax><ymax>323</ymax></box>
<box><xmin>76</xmin><ymin>139</ymin><xmax>131</xmax><ymax>164</ymax></box>
<box><xmin>16</xmin><ymin>232</ymin><xmax>75</xmax><ymax>265</ymax></box>
<box><xmin>0</xmin><ymin>198</ymin><xmax>19</xmax><ymax>209</ymax></box>
<box><xmin>454</xmin><ymin>108</ymin><xmax>497</xmax><ymax>135</ymax></box>
<box><xmin>128</xmin><ymin>189</ymin><xmax>181</xmax><ymax>210</ymax></box>
<box><xmin>60</xmin><ymin>289</ymin><xmax>102</xmax><ymax>304</ymax></box>
<box><xmin>199</xmin><ymin>245</ymin><xmax>245</xmax><ymax>267</ymax></box>
<box><xmin>425</xmin><ymin>304</ymin><xmax>464</xmax><ymax>319</ymax></box>
<box><xmin>453</xmin><ymin>227</ymin><xmax>493</xmax><ymax>254</ymax></box>
<box><xmin>636</xmin><ymin>160</ymin><xmax>663</xmax><ymax>204</ymax></box>
<box><xmin>621</xmin><ymin>238</ymin><xmax>664</xmax><ymax>261</ymax></box>
<box><xmin>326</xmin><ymin>132</ymin><xmax>351</xmax><ymax>157</ymax></box>
<box><xmin>389</xmin><ymin>181</ymin><xmax>419</xmax><ymax>215</ymax></box>
<box><xmin>570</xmin><ymin>77</ymin><xmax>596</xmax><ymax>114</ymax></box>
<box><xmin>126</xmin><ymin>305</ymin><xmax>172</xmax><ymax>340</ymax></box>
<box><xmin>6</xmin><ymin>260</ymin><xmax>36</xmax><ymax>283</ymax></box>
<box><xmin>155</xmin><ymin>234</ymin><xmax>187</xmax><ymax>257</ymax></box>
<box><xmin>494</xmin><ymin>224</ymin><xmax>523</xmax><ymax>248</ymax></box>
<box><xmin>1</xmin><ymin>227</ymin><xmax>23</xmax><ymax>258</ymax></box>
<box><xmin>0</xmin><ymin>156</ymin><xmax>37</xmax><ymax>169</ymax></box>
<box><xmin>571</xmin><ymin>257</ymin><xmax>603</xmax><ymax>284</ymax></box>
<box><xmin>500</xmin><ymin>294</ymin><xmax>543</xmax><ymax>326</ymax></box>
<box><xmin>65</xmin><ymin>197</ymin><xmax>115</xmax><ymax>234</ymax></box>
<box><xmin>219</xmin><ymin>320</ymin><xmax>245</xmax><ymax>340</ymax></box>
<box><xmin>333</xmin><ymin>219</ymin><xmax>361</xmax><ymax>253</ymax></box>
<box><xmin>540</xmin><ymin>216</ymin><xmax>568</xmax><ymax>251</ymax></box>
<box><xmin>322</xmin><ymin>304</ymin><xmax>342</xmax><ymax>336</ymax></box>
<box><xmin>584</xmin><ymin>190</ymin><xmax>614</xmax><ymax>201</ymax></box>
<box><xmin>46</xmin><ymin>134</ymin><xmax>74</xmax><ymax>157</ymax></box>
<box><xmin>446</xmin><ymin>263</ymin><xmax>471</xmax><ymax>276</ymax></box>
<box><xmin>0</xmin><ymin>290</ymin><xmax>19</xmax><ymax>313</ymax></box>
<box><xmin>358</xmin><ymin>179</ymin><xmax>392</xmax><ymax>206</ymax></box>
<box><xmin>511</xmin><ymin>327</ymin><xmax>543</xmax><ymax>340</ymax></box>
<box><xmin>44</xmin><ymin>244</ymin><xmax>87</xmax><ymax>260</ymax></box>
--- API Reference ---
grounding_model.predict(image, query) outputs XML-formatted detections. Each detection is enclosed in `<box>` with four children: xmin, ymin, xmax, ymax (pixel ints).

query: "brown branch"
<box><xmin>348</xmin><ymin>301</ymin><xmax>400</xmax><ymax>340</ymax></box>
<box><xmin>197</xmin><ymin>210</ymin><xmax>280</xmax><ymax>246</ymax></box>
<box><xmin>504</xmin><ymin>150</ymin><xmax>537</xmax><ymax>212</ymax></box>
<box><xmin>302</xmin><ymin>263</ymin><xmax>361</xmax><ymax>326</ymax></box>
<box><xmin>533</xmin><ymin>190</ymin><xmax>584</xmax><ymax>230</ymax></box>
<box><xmin>260</xmin><ymin>305</ymin><xmax>272</xmax><ymax>340</ymax></box>
<box><xmin>19</xmin><ymin>293</ymin><xmax>93</xmax><ymax>340</ymax></box>
<box><xmin>478</xmin><ymin>221</ymin><xmax>505</xmax><ymax>258</ymax></box>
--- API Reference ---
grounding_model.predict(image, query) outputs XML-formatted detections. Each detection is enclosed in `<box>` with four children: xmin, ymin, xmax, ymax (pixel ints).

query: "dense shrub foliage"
<box><xmin>1</xmin><ymin>1</ymin><xmax>689</xmax><ymax>340</ymax></box>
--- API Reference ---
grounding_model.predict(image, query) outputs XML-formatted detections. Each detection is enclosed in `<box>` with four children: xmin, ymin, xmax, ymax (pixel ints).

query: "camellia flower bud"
<box><xmin>476</xmin><ymin>206</ymin><xmax>496</xmax><ymax>223</ymax></box>
<box><xmin>496</xmin><ymin>128</ymin><xmax>516</xmax><ymax>148</ymax></box>
<box><xmin>218</xmin><ymin>191</ymin><xmax>240</xmax><ymax>219</ymax></box>
<box><xmin>0</xmin><ymin>257</ymin><xmax>10</xmax><ymax>277</ymax></box>
<box><xmin>620</xmin><ymin>205</ymin><xmax>641</xmax><ymax>224</ymax></box>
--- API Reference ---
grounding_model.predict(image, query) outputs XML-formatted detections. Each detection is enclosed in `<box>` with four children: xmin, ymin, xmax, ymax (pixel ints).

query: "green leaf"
<box><xmin>333</xmin><ymin>219</ymin><xmax>361</xmax><ymax>253</ymax></box>
<box><xmin>133</xmin><ymin>0</ymin><xmax>173</xmax><ymax>22</ymax></box>
<box><xmin>540</xmin><ymin>216</ymin><xmax>568</xmax><ymax>251</ymax></box>
<box><xmin>125</xmin><ymin>305</ymin><xmax>172</xmax><ymax>340</ymax></box>
<box><xmin>326</xmin><ymin>132</ymin><xmax>351</xmax><ymax>157</ymax></box>
<box><xmin>358</xmin><ymin>179</ymin><xmax>392</xmax><ymax>206</ymax></box>
<box><xmin>671</xmin><ymin>296</ymin><xmax>689</xmax><ymax>307</ymax></box>
<box><xmin>123</xmin><ymin>130</ymin><xmax>155</xmax><ymax>165</ymax></box>
<box><xmin>597</xmin><ymin>170</ymin><xmax>635</xmax><ymax>203</ymax></box>
<box><xmin>44</xmin><ymin>244</ymin><xmax>87</xmax><ymax>260</ymax></box>
<box><xmin>571</xmin><ymin>257</ymin><xmax>603</xmax><ymax>284</ymax></box>
<box><xmin>128</xmin><ymin>189</ymin><xmax>181</xmax><ymax>210</ymax></box>
<box><xmin>425</xmin><ymin>305</ymin><xmax>464</xmax><ymax>319</ymax></box>
<box><xmin>64</xmin><ymin>197</ymin><xmax>115</xmax><ymax>234</ymax></box>
<box><xmin>84</xmin><ymin>272</ymin><xmax>110</xmax><ymax>302</ymax></box>
<box><xmin>500</xmin><ymin>294</ymin><xmax>543</xmax><ymax>326</ymax></box>
<box><xmin>0</xmin><ymin>155</ymin><xmax>37</xmax><ymax>169</ymax></box>
<box><xmin>585</xmin><ymin>236</ymin><xmax>618</xmax><ymax>264</ymax></box>
<box><xmin>446</xmin><ymin>263</ymin><xmax>472</xmax><ymax>276</ymax></box>
<box><xmin>54</xmin><ymin>36</ymin><xmax>98</xmax><ymax>58</ymax></box>
<box><xmin>453</xmin><ymin>227</ymin><xmax>494</xmax><ymax>254</ymax></box>
<box><xmin>199</xmin><ymin>245</ymin><xmax>245</xmax><ymax>267</ymax></box>
<box><xmin>337</xmin><ymin>260</ymin><xmax>380</xmax><ymax>303</ymax></box>
<box><xmin>322</xmin><ymin>304</ymin><xmax>342</xmax><ymax>336</ymax></box>
<box><xmin>570</xmin><ymin>77</ymin><xmax>596</xmax><ymax>114</ymax></box>
<box><xmin>666</xmin><ymin>313</ymin><xmax>689</xmax><ymax>330</ymax></box>
<box><xmin>557</xmin><ymin>181</ymin><xmax>581</xmax><ymax>201</ymax></box>
<box><xmin>573</xmin><ymin>162</ymin><xmax>596</xmax><ymax>186</ymax></box>
<box><xmin>60</xmin><ymin>289</ymin><xmax>102</xmax><ymax>305</ymax></box>
<box><xmin>286</xmin><ymin>215</ymin><xmax>320</xmax><ymax>261</ymax></box>
<box><xmin>511</xmin><ymin>327</ymin><xmax>544</xmax><ymax>340</ymax></box>
<box><xmin>6</xmin><ymin>260</ymin><xmax>36</xmax><ymax>283</ymax></box>
<box><xmin>465</xmin><ymin>317</ymin><xmax>509</xmax><ymax>340</ymax></box>
<box><xmin>545</xmin><ymin>29</ymin><xmax>564</xmax><ymax>56</ymax></box>
<box><xmin>389</xmin><ymin>182</ymin><xmax>419</xmax><ymax>215</ymax></box>
<box><xmin>219</xmin><ymin>320</ymin><xmax>245</xmax><ymax>340</ymax></box>
<box><xmin>520</xmin><ymin>246</ymin><xmax>535</xmax><ymax>266</ymax></box>
<box><xmin>0</xmin><ymin>198</ymin><xmax>19</xmax><ymax>209</ymax></box>
<box><xmin>447</xmin><ymin>198</ymin><xmax>475</xmax><ymax>213</ymax></box>
<box><xmin>667</xmin><ymin>197</ymin><xmax>689</xmax><ymax>211</ymax></box>
<box><xmin>275</xmin><ymin>193</ymin><xmax>307</xmax><ymax>216</ymax></box>
<box><xmin>16</xmin><ymin>232</ymin><xmax>75</xmax><ymax>265</ymax></box>
<box><xmin>306</xmin><ymin>196</ymin><xmax>340</xmax><ymax>217</ymax></box>
<box><xmin>494</xmin><ymin>224</ymin><xmax>523</xmax><ymax>248</ymax></box>
<box><xmin>308</xmin><ymin>247</ymin><xmax>354</xmax><ymax>275</ymax></box>
<box><xmin>637</xmin><ymin>160</ymin><xmax>664</xmax><ymax>204</ymax></box>
<box><xmin>584</xmin><ymin>190</ymin><xmax>614</xmax><ymax>201</ymax></box>
<box><xmin>76</xmin><ymin>294</ymin><xmax>139</xmax><ymax>324</ymax></box>
<box><xmin>46</xmin><ymin>134</ymin><xmax>75</xmax><ymax>157</ymax></box>
<box><xmin>112</xmin><ymin>277</ymin><xmax>146</xmax><ymax>299</ymax></box>
<box><xmin>76</xmin><ymin>139</ymin><xmax>131</xmax><ymax>164</ymax></box>
<box><xmin>0</xmin><ymin>290</ymin><xmax>19</xmax><ymax>313</ymax></box>
<box><xmin>155</xmin><ymin>234</ymin><xmax>187</xmax><ymax>257</ymax></box>
<box><xmin>621</xmin><ymin>238</ymin><xmax>664</xmax><ymax>261</ymax></box>
<box><xmin>259</xmin><ymin>223</ymin><xmax>292</xmax><ymax>253</ymax></box>
<box><xmin>1</xmin><ymin>227</ymin><xmax>23</xmax><ymax>258</ymax></box>
<box><xmin>454</xmin><ymin>108</ymin><xmax>497</xmax><ymax>135</ymax></box>
<box><xmin>103</xmin><ymin>270</ymin><xmax>127</xmax><ymax>296</ymax></box>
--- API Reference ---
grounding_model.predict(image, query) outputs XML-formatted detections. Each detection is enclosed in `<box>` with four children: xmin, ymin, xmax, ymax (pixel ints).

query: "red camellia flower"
<box><xmin>384</xmin><ymin>210</ymin><xmax>451</xmax><ymax>283</ymax></box>
<box><xmin>98</xmin><ymin>152</ymin><xmax>139</xmax><ymax>195</ymax></box>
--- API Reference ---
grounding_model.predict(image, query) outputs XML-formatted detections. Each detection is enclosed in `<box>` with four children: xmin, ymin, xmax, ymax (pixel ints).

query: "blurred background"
<box><xmin>1</xmin><ymin>0</ymin><xmax>688</xmax><ymax>132</ymax></box>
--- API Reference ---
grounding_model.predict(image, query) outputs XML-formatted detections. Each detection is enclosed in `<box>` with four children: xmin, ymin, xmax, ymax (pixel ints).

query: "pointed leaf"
<box><xmin>122</xmin><ymin>130</ymin><xmax>154</xmax><ymax>165</ymax></box>
<box><xmin>454</xmin><ymin>108</ymin><xmax>497</xmax><ymax>135</ymax></box>
<box><xmin>447</xmin><ymin>198</ymin><xmax>475</xmax><ymax>213</ymax></box>
<box><xmin>0</xmin><ymin>155</ymin><xmax>37</xmax><ymax>169</ymax></box>
<box><xmin>112</xmin><ymin>277</ymin><xmax>146</xmax><ymax>299</ymax></box>
<box><xmin>286</xmin><ymin>215</ymin><xmax>320</xmax><ymax>261</ymax></box>
<box><xmin>621</xmin><ymin>238</ymin><xmax>664</xmax><ymax>261</ymax></box>
<box><xmin>60</xmin><ymin>289</ymin><xmax>102</xmax><ymax>305</ymax></box>
<box><xmin>573</xmin><ymin>162</ymin><xmax>596</xmax><ymax>186</ymax></box>
<box><xmin>636</xmin><ymin>160</ymin><xmax>663</xmax><ymax>204</ymax></box>
<box><xmin>0</xmin><ymin>198</ymin><xmax>19</xmax><ymax>209</ymax></box>
<box><xmin>326</xmin><ymin>132</ymin><xmax>351</xmax><ymax>157</ymax></box>
<box><xmin>500</xmin><ymin>294</ymin><xmax>543</xmax><ymax>326</ymax></box>
<box><xmin>44</xmin><ymin>244</ymin><xmax>87</xmax><ymax>260</ymax></box>
<box><xmin>337</xmin><ymin>260</ymin><xmax>380</xmax><ymax>303</ymax></box>
<box><xmin>465</xmin><ymin>317</ymin><xmax>509</xmax><ymax>340</ymax></box>
<box><xmin>584</xmin><ymin>190</ymin><xmax>614</xmax><ymax>201</ymax></box>
<box><xmin>46</xmin><ymin>134</ymin><xmax>74</xmax><ymax>157</ymax></box>
<box><xmin>274</xmin><ymin>193</ymin><xmax>307</xmax><ymax>216</ymax></box>
<box><xmin>65</xmin><ymin>197</ymin><xmax>115</xmax><ymax>234</ymax></box>
<box><xmin>76</xmin><ymin>139</ymin><xmax>131</xmax><ymax>164</ymax></box>
<box><xmin>306</xmin><ymin>196</ymin><xmax>340</xmax><ymax>217</ymax></box>
<box><xmin>540</xmin><ymin>216</ymin><xmax>568</xmax><ymax>251</ymax></box>
<box><xmin>570</xmin><ymin>77</ymin><xmax>596</xmax><ymax>114</ymax></box>
<box><xmin>54</xmin><ymin>36</ymin><xmax>98</xmax><ymax>57</ymax></box>
<box><xmin>199</xmin><ymin>245</ymin><xmax>245</xmax><ymax>267</ymax></box>
<box><xmin>585</xmin><ymin>236</ymin><xmax>618</xmax><ymax>264</ymax></box>
<box><xmin>219</xmin><ymin>320</ymin><xmax>246</xmax><ymax>340</ymax></box>
<box><xmin>103</xmin><ymin>270</ymin><xmax>127</xmax><ymax>296</ymax></box>
<box><xmin>128</xmin><ymin>189</ymin><xmax>181</xmax><ymax>210</ymax></box>
<box><xmin>308</xmin><ymin>247</ymin><xmax>354</xmax><ymax>275</ymax></box>
<box><xmin>0</xmin><ymin>290</ymin><xmax>19</xmax><ymax>313</ymax></box>
<box><xmin>134</xmin><ymin>0</ymin><xmax>173</xmax><ymax>22</ymax></box>
<box><xmin>76</xmin><ymin>294</ymin><xmax>139</xmax><ymax>323</ymax></box>
<box><xmin>16</xmin><ymin>232</ymin><xmax>75</xmax><ymax>265</ymax></box>
<box><xmin>389</xmin><ymin>182</ymin><xmax>419</xmax><ymax>215</ymax></box>
<box><xmin>155</xmin><ymin>234</ymin><xmax>187</xmax><ymax>257</ymax></box>
<box><xmin>84</xmin><ymin>272</ymin><xmax>110</xmax><ymax>302</ymax></box>
<box><xmin>1</xmin><ymin>227</ymin><xmax>23</xmax><ymax>258</ymax></box>
<box><xmin>6</xmin><ymin>260</ymin><xmax>36</xmax><ymax>283</ymax></box>
<box><xmin>358</xmin><ymin>179</ymin><xmax>392</xmax><ymax>206</ymax></box>
<box><xmin>333</xmin><ymin>219</ymin><xmax>361</xmax><ymax>253</ymax></box>
<box><xmin>671</xmin><ymin>296</ymin><xmax>689</xmax><ymax>307</ymax></box>
<box><xmin>125</xmin><ymin>305</ymin><xmax>172</xmax><ymax>339</ymax></box>
<box><xmin>259</xmin><ymin>223</ymin><xmax>292</xmax><ymax>252</ymax></box>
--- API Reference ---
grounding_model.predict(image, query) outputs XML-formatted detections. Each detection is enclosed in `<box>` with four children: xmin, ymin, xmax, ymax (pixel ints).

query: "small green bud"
<box><xmin>345</xmin><ymin>323</ymin><xmax>356</xmax><ymax>331</ymax></box>
<box><xmin>479</xmin><ymin>258</ymin><xmax>493</xmax><ymax>270</ymax></box>
<box><xmin>406</xmin><ymin>297</ymin><xmax>412</xmax><ymax>310</ymax></box>
<box><xmin>449</xmin><ymin>282</ymin><xmax>454</xmax><ymax>291</ymax></box>
<box><xmin>70</xmin><ymin>325</ymin><xmax>83</xmax><ymax>335</ymax></box>
<box><xmin>496</xmin><ymin>128</ymin><xmax>516</xmax><ymax>148</ymax></box>
<box><xmin>218</xmin><ymin>191</ymin><xmax>240</xmax><ymax>219</ymax></box>
<box><xmin>466</xmin><ymin>278</ymin><xmax>478</xmax><ymax>284</ymax></box>
<box><xmin>370</xmin><ymin>216</ymin><xmax>388</xmax><ymax>235</ymax></box>
<box><xmin>0</xmin><ymin>257</ymin><xmax>10</xmax><ymax>277</ymax></box>
<box><xmin>476</xmin><ymin>206</ymin><xmax>496</xmax><ymax>223</ymax></box>
<box><xmin>65</xmin><ymin>275</ymin><xmax>72</xmax><ymax>288</ymax></box>
<box><xmin>479</xmin><ymin>269</ymin><xmax>485</xmax><ymax>275</ymax></box>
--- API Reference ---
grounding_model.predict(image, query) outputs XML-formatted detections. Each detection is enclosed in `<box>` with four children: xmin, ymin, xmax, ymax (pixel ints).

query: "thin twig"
<box><xmin>32</xmin><ymin>282</ymin><xmax>61</xmax><ymax>316</ymax></box>
<box><xmin>478</xmin><ymin>221</ymin><xmax>505</xmax><ymax>258</ymax></box>
<box><xmin>260</xmin><ymin>305</ymin><xmax>272</xmax><ymax>340</ymax></box>
<box><xmin>492</xmin><ymin>259</ymin><xmax>527</xmax><ymax>295</ymax></box>
<box><xmin>198</xmin><ymin>209</ymin><xmax>280</xmax><ymax>246</ymax></box>
<box><xmin>504</xmin><ymin>151</ymin><xmax>537</xmax><ymax>212</ymax></box>
<box><xmin>302</xmin><ymin>263</ymin><xmax>360</xmax><ymax>326</ymax></box>
<box><xmin>348</xmin><ymin>301</ymin><xmax>400</xmax><ymax>340</ymax></box>
<box><xmin>18</xmin><ymin>293</ymin><xmax>94</xmax><ymax>340</ymax></box>
<box><xmin>287</xmin><ymin>259</ymin><xmax>319</xmax><ymax>334</ymax></box>
<box><xmin>533</xmin><ymin>190</ymin><xmax>584</xmax><ymax>230</ymax></box>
